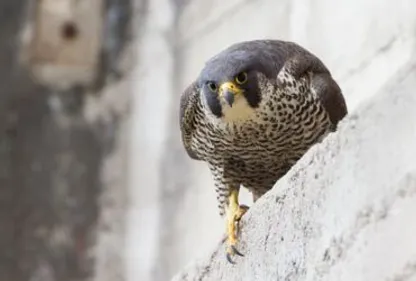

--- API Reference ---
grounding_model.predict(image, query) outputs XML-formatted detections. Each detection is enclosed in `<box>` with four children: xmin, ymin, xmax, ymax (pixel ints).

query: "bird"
<box><xmin>179</xmin><ymin>39</ymin><xmax>347</xmax><ymax>263</ymax></box>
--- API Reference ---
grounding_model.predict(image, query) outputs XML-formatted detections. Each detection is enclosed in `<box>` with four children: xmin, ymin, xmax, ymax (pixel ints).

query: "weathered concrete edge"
<box><xmin>170</xmin><ymin>59</ymin><xmax>416</xmax><ymax>281</ymax></box>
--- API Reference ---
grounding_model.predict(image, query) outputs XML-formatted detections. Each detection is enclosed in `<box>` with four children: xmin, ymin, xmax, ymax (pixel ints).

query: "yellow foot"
<box><xmin>225</xmin><ymin>188</ymin><xmax>249</xmax><ymax>264</ymax></box>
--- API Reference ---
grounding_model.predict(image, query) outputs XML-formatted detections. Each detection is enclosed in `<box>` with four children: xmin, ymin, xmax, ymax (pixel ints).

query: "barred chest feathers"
<box><xmin>196</xmin><ymin>72</ymin><xmax>332</xmax><ymax>163</ymax></box>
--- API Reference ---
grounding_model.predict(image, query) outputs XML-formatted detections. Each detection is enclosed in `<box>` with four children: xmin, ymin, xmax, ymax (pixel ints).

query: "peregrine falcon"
<box><xmin>179</xmin><ymin>40</ymin><xmax>347</xmax><ymax>263</ymax></box>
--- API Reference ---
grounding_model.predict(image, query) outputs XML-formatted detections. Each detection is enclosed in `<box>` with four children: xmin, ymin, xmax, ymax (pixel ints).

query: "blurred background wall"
<box><xmin>128</xmin><ymin>0</ymin><xmax>416</xmax><ymax>281</ymax></box>
<box><xmin>0</xmin><ymin>0</ymin><xmax>133</xmax><ymax>280</ymax></box>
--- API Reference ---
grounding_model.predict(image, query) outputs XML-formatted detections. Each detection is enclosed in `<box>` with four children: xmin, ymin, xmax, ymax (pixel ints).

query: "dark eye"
<box><xmin>207</xmin><ymin>82</ymin><xmax>218</xmax><ymax>92</ymax></box>
<box><xmin>235</xmin><ymin>72</ymin><xmax>248</xmax><ymax>84</ymax></box>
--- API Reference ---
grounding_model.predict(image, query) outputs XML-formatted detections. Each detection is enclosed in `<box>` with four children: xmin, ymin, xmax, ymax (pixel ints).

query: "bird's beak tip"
<box><xmin>220</xmin><ymin>82</ymin><xmax>241</xmax><ymax>107</ymax></box>
<box><xmin>223</xmin><ymin>91</ymin><xmax>235</xmax><ymax>107</ymax></box>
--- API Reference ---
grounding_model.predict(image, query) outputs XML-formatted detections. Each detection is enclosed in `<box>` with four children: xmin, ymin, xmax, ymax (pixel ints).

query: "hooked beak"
<box><xmin>219</xmin><ymin>82</ymin><xmax>242</xmax><ymax>107</ymax></box>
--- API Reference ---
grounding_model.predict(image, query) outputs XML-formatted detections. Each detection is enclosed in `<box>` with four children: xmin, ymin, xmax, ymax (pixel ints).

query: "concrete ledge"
<box><xmin>171</xmin><ymin>60</ymin><xmax>416</xmax><ymax>281</ymax></box>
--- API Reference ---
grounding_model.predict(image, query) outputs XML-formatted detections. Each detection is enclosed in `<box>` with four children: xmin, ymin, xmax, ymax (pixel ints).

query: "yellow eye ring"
<box><xmin>207</xmin><ymin>82</ymin><xmax>218</xmax><ymax>92</ymax></box>
<box><xmin>235</xmin><ymin>72</ymin><xmax>248</xmax><ymax>84</ymax></box>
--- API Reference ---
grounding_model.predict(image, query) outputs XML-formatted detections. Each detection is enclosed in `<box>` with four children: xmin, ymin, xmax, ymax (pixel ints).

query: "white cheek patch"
<box><xmin>221</xmin><ymin>95</ymin><xmax>256</xmax><ymax>122</ymax></box>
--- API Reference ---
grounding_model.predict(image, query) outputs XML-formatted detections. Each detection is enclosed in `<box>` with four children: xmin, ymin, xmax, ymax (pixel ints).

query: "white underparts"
<box><xmin>221</xmin><ymin>94</ymin><xmax>257</xmax><ymax>123</ymax></box>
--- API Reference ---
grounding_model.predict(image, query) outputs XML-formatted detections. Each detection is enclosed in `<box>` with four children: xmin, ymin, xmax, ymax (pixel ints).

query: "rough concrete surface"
<box><xmin>171</xmin><ymin>60</ymin><xmax>416</xmax><ymax>280</ymax></box>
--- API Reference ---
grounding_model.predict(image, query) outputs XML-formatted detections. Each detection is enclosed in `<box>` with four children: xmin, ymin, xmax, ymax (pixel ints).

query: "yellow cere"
<box><xmin>219</xmin><ymin>82</ymin><xmax>243</xmax><ymax>96</ymax></box>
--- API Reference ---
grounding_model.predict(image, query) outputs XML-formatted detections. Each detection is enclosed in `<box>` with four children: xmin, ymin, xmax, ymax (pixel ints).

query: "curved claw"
<box><xmin>232</xmin><ymin>245</ymin><xmax>244</xmax><ymax>257</ymax></box>
<box><xmin>226</xmin><ymin>245</ymin><xmax>244</xmax><ymax>264</ymax></box>
<box><xmin>226</xmin><ymin>253</ymin><xmax>235</xmax><ymax>264</ymax></box>
<box><xmin>235</xmin><ymin>205</ymin><xmax>249</xmax><ymax>222</ymax></box>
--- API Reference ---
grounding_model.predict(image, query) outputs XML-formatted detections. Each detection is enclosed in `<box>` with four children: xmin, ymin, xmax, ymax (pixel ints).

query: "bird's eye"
<box><xmin>207</xmin><ymin>82</ymin><xmax>218</xmax><ymax>92</ymax></box>
<box><xmin>235</xmin><ymin>72</ymin><xmax>248</xmax><ymax>84</ymax></box>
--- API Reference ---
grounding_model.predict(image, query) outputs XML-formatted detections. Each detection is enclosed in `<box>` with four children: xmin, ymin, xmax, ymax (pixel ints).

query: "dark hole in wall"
<box><xmin>61</xmin><ymin>21</ymin><xmax>79</xmax><ymax>40</ymax></box>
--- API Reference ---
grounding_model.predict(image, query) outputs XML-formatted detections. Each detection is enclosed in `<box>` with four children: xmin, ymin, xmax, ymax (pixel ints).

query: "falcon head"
<box><xmin>197</xmin><ymin>42</ymin><xmax>277</xmax><ymax>122</ymax></box>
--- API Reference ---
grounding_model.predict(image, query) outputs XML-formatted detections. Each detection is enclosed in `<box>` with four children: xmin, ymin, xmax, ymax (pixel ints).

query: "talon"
<box><xmin>226</xmin><ymin>252</ymin><xmax>235</xmax><ymax>264</ymax></box>
<box><xmin>235</xmin><ymin>204</ymin><xmax>249</xmax><ymax>222</ymax></box>
<box><xmin>226</xmin><ymin>245</ymin><xmax>244</xmax><ymax>264</ymax></box>
<box><xmin>232</xmin><ymin>245</ymin><xmax>244</xmax><ymax>257</ymax></box>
